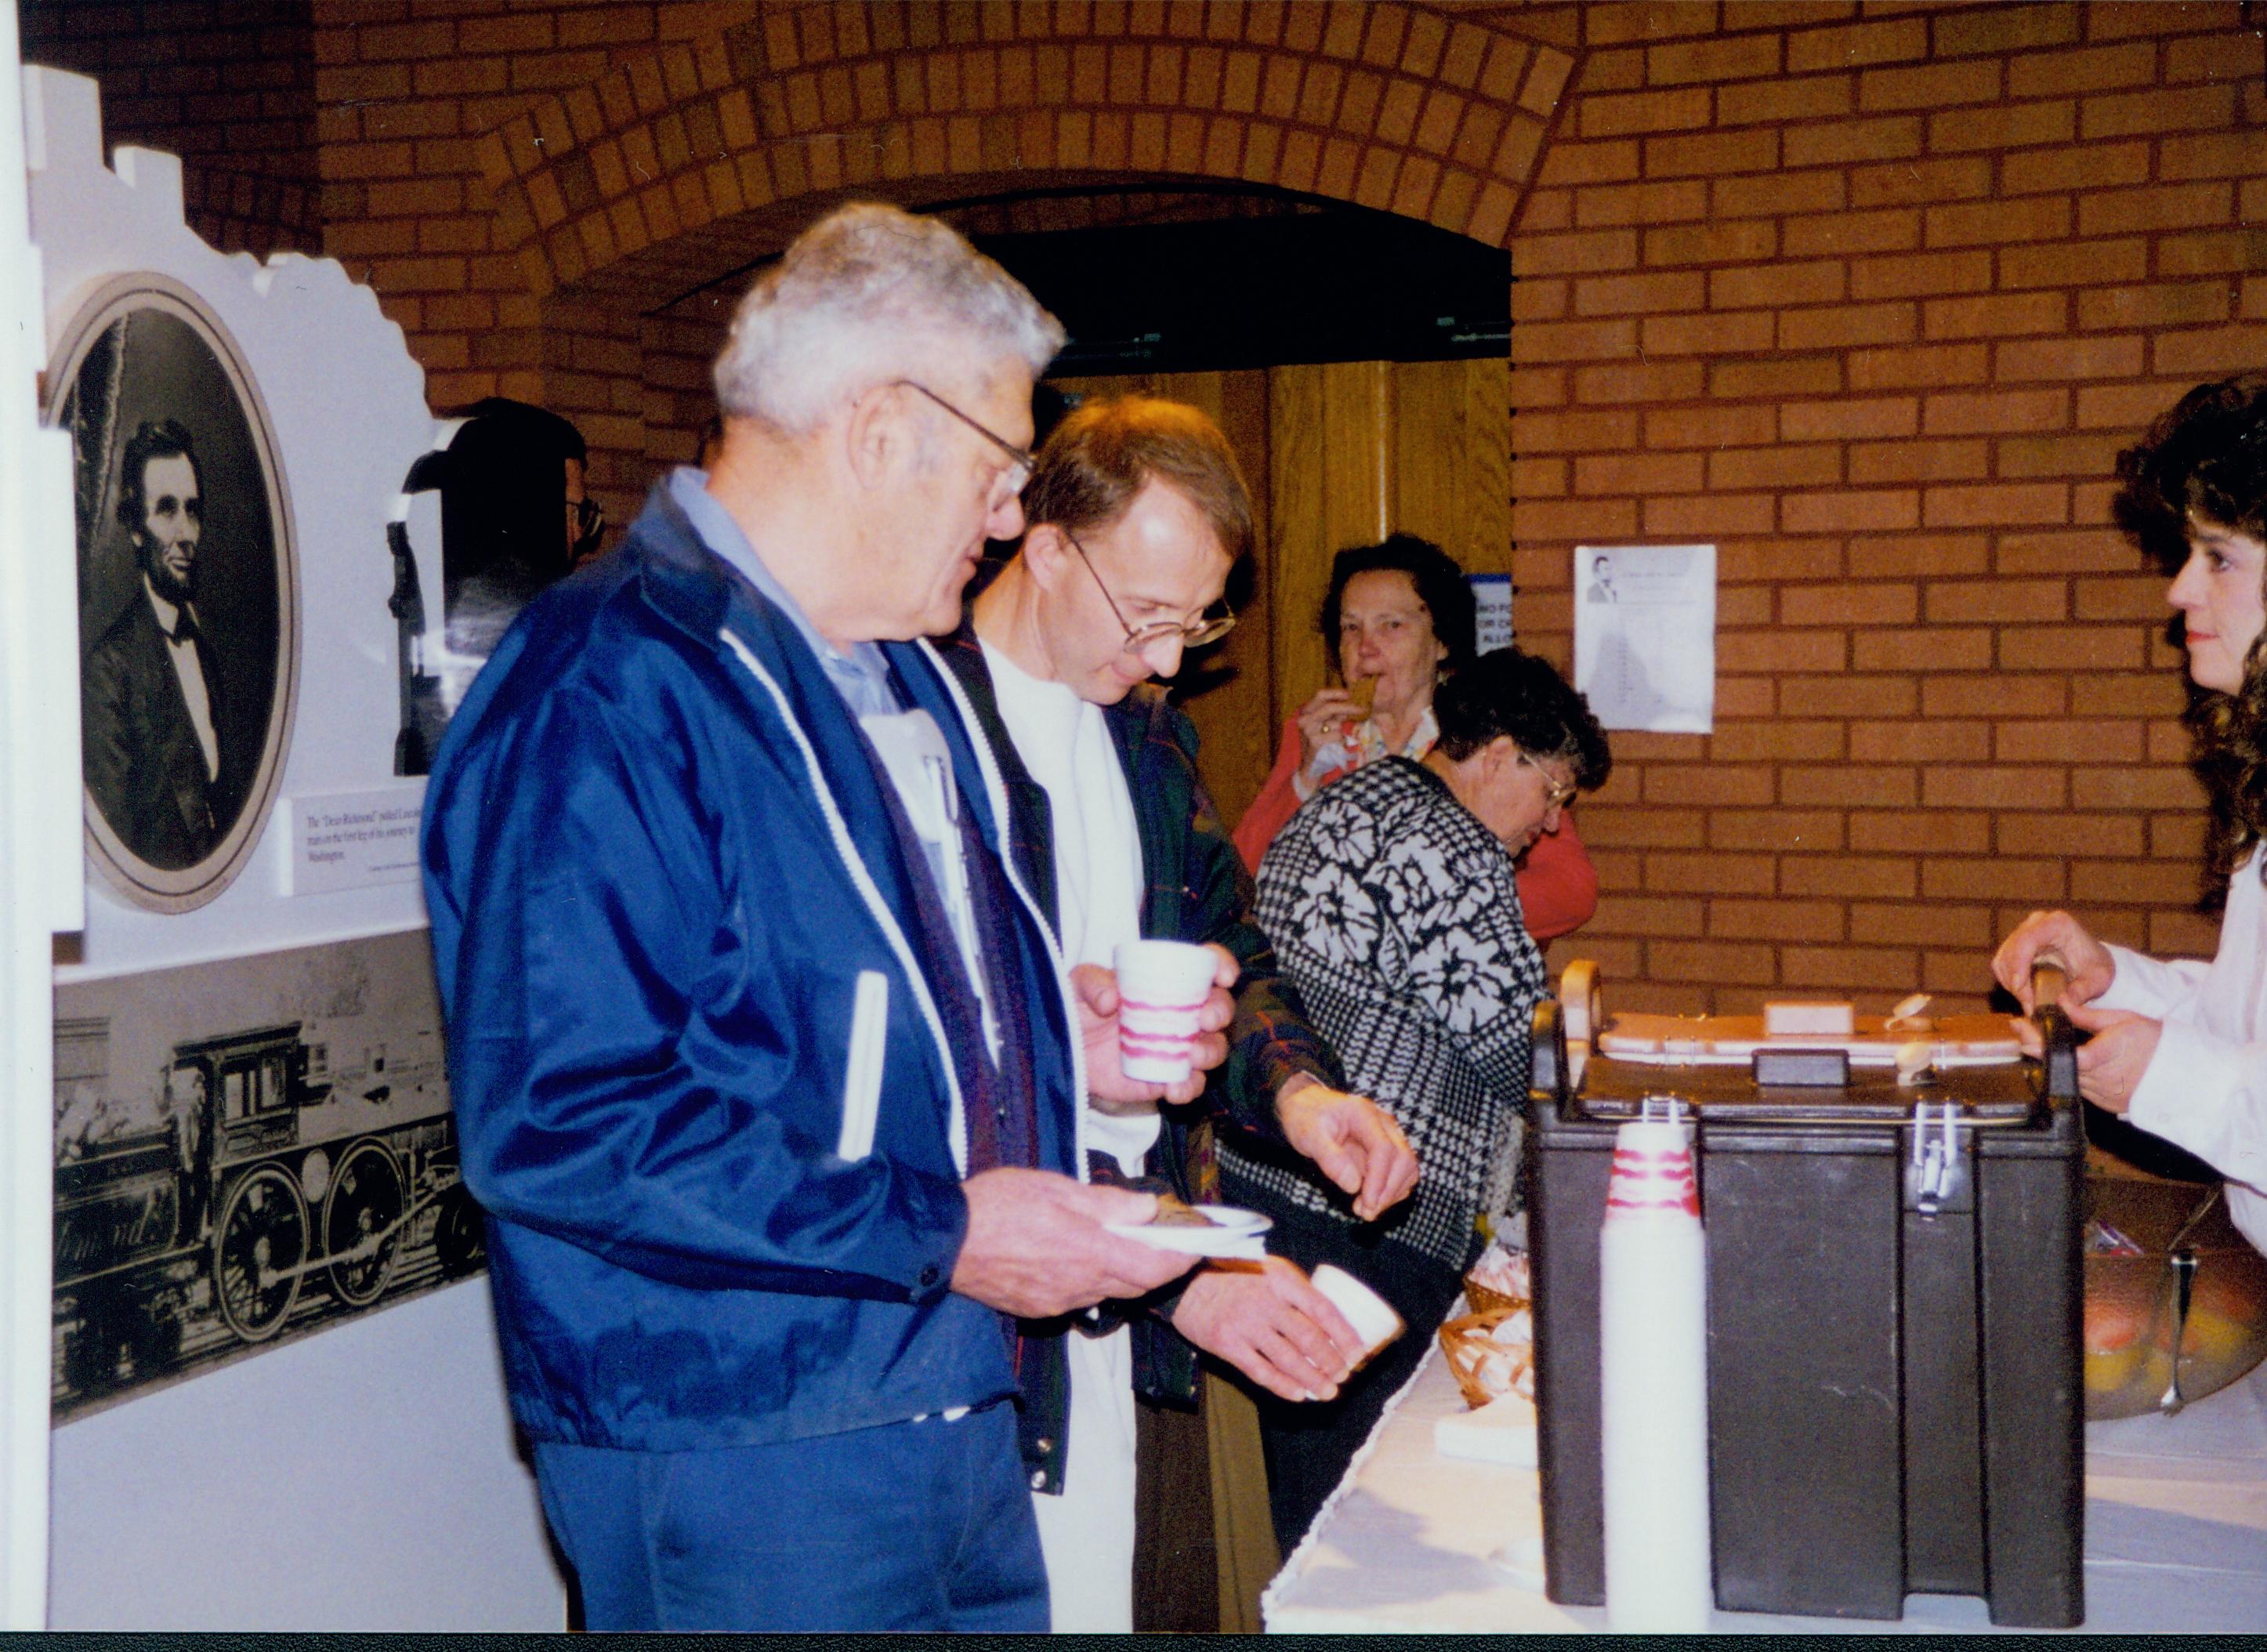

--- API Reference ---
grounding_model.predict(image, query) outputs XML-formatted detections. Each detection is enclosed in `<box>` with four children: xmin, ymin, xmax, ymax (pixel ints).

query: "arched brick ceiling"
<box><xmin>471</xmin><ymin>1</ymin><xmax>1574</xmax><ymax>312</ymax></box>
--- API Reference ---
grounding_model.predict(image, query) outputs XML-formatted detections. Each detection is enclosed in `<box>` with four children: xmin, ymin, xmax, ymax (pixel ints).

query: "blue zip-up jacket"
<box><xmin>421</xmin><ymin>482</ymin><xmax>1084</xmax><ymax>1450</ymax></box>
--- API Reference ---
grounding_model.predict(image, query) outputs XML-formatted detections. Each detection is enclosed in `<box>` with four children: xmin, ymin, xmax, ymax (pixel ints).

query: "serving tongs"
<box><xmin>2158</xmin><ymin>1184</ymin><xmax>2222</xmax><ymax>1416</ymax></box>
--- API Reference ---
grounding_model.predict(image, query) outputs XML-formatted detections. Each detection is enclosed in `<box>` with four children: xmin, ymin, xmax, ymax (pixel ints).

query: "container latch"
<box><xmin>1903</xmin><ymin>1100</ymin><xmax>1971</xmax><ymax>1218</ymax></box>
<box><xmin>1639</xmin><ymin>1092</ymin><xmax>1689</xmax><ymax>1128</ymax></box>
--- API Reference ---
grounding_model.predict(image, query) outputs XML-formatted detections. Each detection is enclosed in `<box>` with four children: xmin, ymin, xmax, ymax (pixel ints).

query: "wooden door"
<box><xmin>1046</xmin><ymin>357</ymin><xmax>1510</xmax><ymax>829</ymax></box>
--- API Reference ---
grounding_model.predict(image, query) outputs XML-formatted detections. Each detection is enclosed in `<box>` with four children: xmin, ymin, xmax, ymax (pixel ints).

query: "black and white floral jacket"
<box><xmin>1220</xmin><ymin>756</ymin><xmax>1546</xmax><ymax>1272</ymax></box>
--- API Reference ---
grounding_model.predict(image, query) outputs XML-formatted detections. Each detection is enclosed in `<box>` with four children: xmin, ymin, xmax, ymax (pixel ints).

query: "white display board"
<box><xmin>49</xmin><ymin>1281</ymin><xmax>557</xmax><ymax>1631</ymax></box>
<box><xmin>0</xmin><ymin>13</ymin><xmax>79</xmax><ymax>1628</ymax></box>
<box><xmin>27</xmin><ymin>65</ymin><xmax>447</xmax><ymax>977</ymax></box>
<box><xmin>24</xmin><ymin>67</ymin><xmax>564</xmax><ymax>1629</ymax></box>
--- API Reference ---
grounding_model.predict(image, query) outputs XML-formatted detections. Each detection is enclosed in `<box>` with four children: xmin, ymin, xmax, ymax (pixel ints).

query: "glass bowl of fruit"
<box><xmin>2083</xmin><ymin>1175</ymin><xmax>2267</xmax><ymax>1421</ymax></box>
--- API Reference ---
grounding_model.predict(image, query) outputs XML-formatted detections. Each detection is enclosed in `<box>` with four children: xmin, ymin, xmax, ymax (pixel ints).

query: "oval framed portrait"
<box><xmin>48</xmin><ymin>275</ymin><xmax>299</xmax><ymax>913</ymax></box>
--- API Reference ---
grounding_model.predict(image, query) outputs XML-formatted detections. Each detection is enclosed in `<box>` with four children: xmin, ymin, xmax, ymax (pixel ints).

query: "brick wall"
<box><xmin>28</xmin><ymin>1</ymin><xmax>2267</xmax><ymax>1016</ymax></box>
<box><xmin>1505</xmin><ymin>0</ymin><xmax>2266</xmax><ymax>1013</ymax></box>
<box><xmin>307</xmin><ymin>2</ymin><xmax>759</xmax><ymax>404</ymax></box>
<box><xmin>308</xmin><ymin>0</ymin><xmax>1569</xmax><ymax>543</ymax></box>
<box><xmin>21</xmin><ymin>0</ymin><xmax>321</xmax><ymax>257</ymax></box>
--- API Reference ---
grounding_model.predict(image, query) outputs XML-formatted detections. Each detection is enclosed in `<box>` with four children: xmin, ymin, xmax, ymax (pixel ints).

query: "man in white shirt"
<box><xmin>936</xmin><ymin>394</ymin><xmax>1420</xmax><ymax>1630</ymax></box>
<box><xmin>84</xmin><ymin>418</ymin><xmax>241</xmax><ymax>869</ymax></box>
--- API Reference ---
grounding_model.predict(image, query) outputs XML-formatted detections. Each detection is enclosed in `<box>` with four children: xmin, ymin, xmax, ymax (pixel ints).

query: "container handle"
<box><xmin>2030</xmin><ymin>957</ymin><xmax>2068</xmax><ymax>1014</ymax></box>
<box><xmin>1530</xmin><ymin>998</ymin><xmax>1569</xmax><ymax>1110</ymax></box>
<box><xmin>2028</xmin><ymin>958</ymin><xmax>2080</xmax><ymax>1104</ymax></box>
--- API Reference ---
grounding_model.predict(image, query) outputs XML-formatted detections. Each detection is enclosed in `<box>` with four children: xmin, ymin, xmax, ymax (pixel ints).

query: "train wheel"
<box><xmin>124</xmin><ymin>1299</ymin><xmax>183</xmax><ymax>1384</ymax></box>
<box><xmin>214</xmin><ymin>1165</ymin><xmax>306</xmax><ymax>1342</ymax></box>
<box><xmin>432</xmin><ymin>1182</ymin><xmax>486</xmax><ymax>1278</ymax></box>
<box><xmin>63</xmin><ymin>1284</ymin><xmax>126</xmax><ymax>1395</ymax></box>
<box><xmin>323</xmin><ymin>1140</ymin><xmax>404</xmax><ymax>1306</ymax></box>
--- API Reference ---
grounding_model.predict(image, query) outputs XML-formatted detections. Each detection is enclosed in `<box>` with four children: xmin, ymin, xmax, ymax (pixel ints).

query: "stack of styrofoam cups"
<box><xmin>1112</xmin><ymin>939</ymin><xmax>1215</xmax><ymax>1085</ymax></box>
<box><xmin>1599</xmin><ymin>1105</ymin><xmax>1713</xmax><ymax>1632</ymax></box>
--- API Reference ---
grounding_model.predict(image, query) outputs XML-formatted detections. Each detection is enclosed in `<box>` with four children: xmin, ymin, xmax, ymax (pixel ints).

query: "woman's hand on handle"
<box><xmin>1991</xmin><ymin>909</ymin><xmax>2117</xmax><ymax>1013</ymax></box>
<box><xmin>2009</xmin><ymin>1000</ymin><xmax>2161</xmax><ymax>1114</ymax></box>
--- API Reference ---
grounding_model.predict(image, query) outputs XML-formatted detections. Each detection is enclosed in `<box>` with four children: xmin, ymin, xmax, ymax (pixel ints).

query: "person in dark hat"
<box><xmin>437</xmin><ymin>396</ymin><xmax>603</xmax><ymax>668</ymax></box>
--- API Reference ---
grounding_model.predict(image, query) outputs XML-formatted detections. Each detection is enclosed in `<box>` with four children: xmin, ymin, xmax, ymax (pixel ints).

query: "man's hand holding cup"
<box><xmin>1072</xmin><ymin>940</ymin><xmax>1236</xmax><ymax>1107</ymax></box>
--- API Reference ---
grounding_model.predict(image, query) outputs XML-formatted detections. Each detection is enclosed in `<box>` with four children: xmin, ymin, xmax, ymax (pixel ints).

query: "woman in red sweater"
<box><xmin>1232</xmin><ymin>535</ymin><xmax>1598</xmax><ymax>942</ymax></box>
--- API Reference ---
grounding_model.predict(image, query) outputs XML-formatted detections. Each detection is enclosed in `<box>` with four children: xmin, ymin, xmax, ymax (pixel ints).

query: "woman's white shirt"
<box><xmin>2098</xmin><ymin>846</ymin><xmax>2267</xmax><ymax>1252</ymax></box>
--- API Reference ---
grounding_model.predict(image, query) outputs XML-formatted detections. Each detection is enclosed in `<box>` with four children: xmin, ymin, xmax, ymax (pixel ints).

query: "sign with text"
<box><xmin>1469</xmin><ymin>573</ymin><xmax>1513</xmax><ymax>655</ymax></box>
<box><xmin>287</xmin><ymin>786</ymin><xmax>425</xmax><ymax>896</ymax></box>
<box><xmin>1573</xmin><ymin>544</ymin><xmax>1717</xmax><ymax>734</ymax></box>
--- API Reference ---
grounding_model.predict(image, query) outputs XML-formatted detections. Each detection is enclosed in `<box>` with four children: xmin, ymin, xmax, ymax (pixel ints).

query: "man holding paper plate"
<box><xmin>423</xmin><ymin>206</ymin><xmax>1244</xmax><ymax>1632</ymax></box>
<box><xmin>937</xmin><ymin>393</ymin><xmax>1421</xmax><ymax>1631</ymax></box>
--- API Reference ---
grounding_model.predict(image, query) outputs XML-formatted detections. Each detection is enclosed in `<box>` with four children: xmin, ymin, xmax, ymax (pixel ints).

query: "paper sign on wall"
<box><xmin>1573</xmin><ymin>544</ymin><xmax>1716</xmax><ymax>734</ymax></box>
<box><xmin>1470</xmin><ymin>572</ymin><xmax>1513</xmax><ymax>654</ymax></box>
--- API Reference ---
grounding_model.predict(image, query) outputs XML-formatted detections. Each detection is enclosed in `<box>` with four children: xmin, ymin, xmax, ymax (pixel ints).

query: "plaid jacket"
<box><xmin>1220</xmin><ymin>757</ymin><xmax>1545</xmax><ymax>1273</ymax></box>
<box><xmin>937</xmin><ymin>600</ymin><xmax>1342</xmax><ymax>1491</ymax></box>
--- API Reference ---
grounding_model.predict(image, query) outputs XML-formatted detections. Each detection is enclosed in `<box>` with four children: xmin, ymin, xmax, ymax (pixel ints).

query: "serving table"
<box><xmin>1262</xmin><ymin>1311</ymin><xmax>2267</xmax><ymax>1634</ymax></box>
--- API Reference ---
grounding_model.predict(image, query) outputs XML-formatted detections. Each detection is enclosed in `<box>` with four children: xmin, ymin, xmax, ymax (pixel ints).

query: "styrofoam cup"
<box><xmin>1311</xmin><ymin>1263</ymin><xmax>1405</xmax><ymax>1364</ymax></box>
<box><xmin>1112</xmin><ymin>939</ymin><xmax>1216</xmax><ymax>1084</ymax></box>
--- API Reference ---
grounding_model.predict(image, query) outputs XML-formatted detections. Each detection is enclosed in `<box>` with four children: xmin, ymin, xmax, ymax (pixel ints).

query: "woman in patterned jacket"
<box><xmin>1220</xmin><ymin>646</ymin><xmax>1611</xmax><ymax>1550</ymax></box>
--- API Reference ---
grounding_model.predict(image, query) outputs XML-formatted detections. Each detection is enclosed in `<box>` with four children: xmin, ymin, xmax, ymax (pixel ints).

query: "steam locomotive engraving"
<box><xmin>53</xmin><ymin>1005</ymin><xmax>483</xmax><ymax>1417</ymax></box>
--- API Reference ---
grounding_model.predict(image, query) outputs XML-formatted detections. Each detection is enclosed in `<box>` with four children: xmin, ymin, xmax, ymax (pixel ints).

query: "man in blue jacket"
<box><xmin>421</xmin><ymin>203</ymin><xmax>1223</xmax><ymax>1631</ymax></box>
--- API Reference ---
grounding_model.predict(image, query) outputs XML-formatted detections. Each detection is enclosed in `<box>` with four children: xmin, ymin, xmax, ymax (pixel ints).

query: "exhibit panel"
<box><xmin>27</xmin><ymin>63</ymin><xmax>448</xmax><ymax>971</ymax></box>
<box><xmin>23</xmin><ymin>67</ymin><xmax>565</xmax><ymax>1630</ymax></box>
<box><xmin>0</xmin><ymin>13</ymin><xmax>79</xmax><ymax>1632</ymax></box>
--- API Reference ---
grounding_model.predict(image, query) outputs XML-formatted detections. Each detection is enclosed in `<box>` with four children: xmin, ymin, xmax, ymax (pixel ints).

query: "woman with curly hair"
<box><xmin>1222</xmin><ymin>646</ymin><xmax>1610</xmax><ymax>1549</ymax></box>
<box><xmin>1994</xmin><ymin>375</ymin><xmax>2267</xmax><ymax>1255</ymax></box>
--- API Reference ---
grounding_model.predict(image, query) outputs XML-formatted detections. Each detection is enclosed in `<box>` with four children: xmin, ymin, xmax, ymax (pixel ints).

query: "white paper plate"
<box><xmin>1106</xmin><ymin>1204</ymin><xmax>1272</xmax><ymax>1257</ymax></box>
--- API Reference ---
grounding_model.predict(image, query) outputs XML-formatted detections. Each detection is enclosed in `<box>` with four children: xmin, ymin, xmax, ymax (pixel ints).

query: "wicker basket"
<box><xmin>1464</xmin><ymin>1245</ymin><xmax>1532</xmax><ymax>1318</ymax></box>
<box><xmin>1464</xmin><ymin>1277</ymin><xmax>1527</xmax><ymax>1318</ymax></box>
<box><xmin>1439</xmin><ymin>1305</ymin><xmax>1534</xmax><ymax>1410</ymax></box>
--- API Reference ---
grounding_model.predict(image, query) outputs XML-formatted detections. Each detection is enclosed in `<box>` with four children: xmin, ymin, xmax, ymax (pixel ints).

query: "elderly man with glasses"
<box><xmin>422</xmin><ymin>206</ymin><xmax>1251</xmax><ymax>1631</ymax></box>
<box><xmin>933</xmin><ymin>393</ymin><xmax>1420</xmax><ymax>1631</ymax></box>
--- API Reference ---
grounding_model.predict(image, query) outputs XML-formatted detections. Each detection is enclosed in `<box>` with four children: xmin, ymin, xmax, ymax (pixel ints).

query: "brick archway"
<box><xmin>473</xmin><ymin>2</ymin><xmax>1574</xmax><ymax>312</ymax></box>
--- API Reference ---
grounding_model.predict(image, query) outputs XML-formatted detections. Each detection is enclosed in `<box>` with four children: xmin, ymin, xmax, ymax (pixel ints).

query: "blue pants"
<box><xmin>531</xmin><ymin>1403</ymin><xmax>1048</xmax><ymax>1631</ymax></box>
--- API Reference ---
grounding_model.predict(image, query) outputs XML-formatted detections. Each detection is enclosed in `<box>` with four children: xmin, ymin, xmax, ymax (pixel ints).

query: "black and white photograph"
<box><xmin>51</xmin><ymin>929</ymin><xmax>483</xmax><ymax>1422</ymax></box>
<box><xmin>53</xmin><ymin>276</ymin><xmax>299</xmax><ymax>911</ymax></box>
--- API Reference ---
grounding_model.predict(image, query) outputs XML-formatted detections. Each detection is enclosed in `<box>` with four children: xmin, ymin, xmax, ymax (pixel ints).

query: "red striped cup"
<box><xmin>1604</xmin><ymin>1121</ymin><xmax>1700</xmax><ymax>1221</ymax></box>
<box><xmin>1112</xmin><ymin>939</ymin><xmax>1216</xmax><ymax>1085</ymax></box>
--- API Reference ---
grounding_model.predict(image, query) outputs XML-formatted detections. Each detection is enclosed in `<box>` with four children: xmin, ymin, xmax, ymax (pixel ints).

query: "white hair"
<box><xmin>714</xmin><ymin>201</ymin><xmax>1065</xmax><ymax>433</ymax></box>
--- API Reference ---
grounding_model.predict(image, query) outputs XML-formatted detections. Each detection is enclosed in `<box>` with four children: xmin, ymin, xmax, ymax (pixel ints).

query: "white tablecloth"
<box><xmin>1264</xmin><ymin>1321</ymin><xmax>2267</xmax><ymax>1633</ymax></box>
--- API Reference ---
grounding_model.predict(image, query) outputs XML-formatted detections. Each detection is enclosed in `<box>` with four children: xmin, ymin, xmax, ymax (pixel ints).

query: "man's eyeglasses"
<box><xmin>1063</xmin><ymin>527</ymin><xmax>1237</xmax><ymax>654</ymax></box>
<box><xmin>894</xmin><ymin>380</ymin><xmax>1035</xmax><ymax>495</ymax></box>
<box><xmin>1516</xmin><ymin>748</ymin><xmax>1578</xmax><ymax>811</ymax></box>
